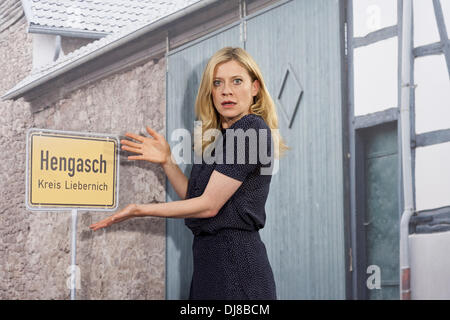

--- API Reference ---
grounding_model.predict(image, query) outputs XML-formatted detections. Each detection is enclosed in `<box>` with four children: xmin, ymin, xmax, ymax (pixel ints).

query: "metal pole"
<box><xmin>71</xmin><ymin>209</ymin><xmax>78</xmax><ymax>300</ymax></box>
<box><xmin>399</xmin><ymin>0</ymin><xmax>414</xmax><ymax>300</ymax></box>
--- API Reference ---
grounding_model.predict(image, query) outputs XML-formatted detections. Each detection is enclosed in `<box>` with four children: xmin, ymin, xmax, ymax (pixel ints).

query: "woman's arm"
<box><xmin>121</xmin><ymin>126</ymin><xmax>188</xmax><ymax>199</ymax></box>
<box><xmin>89</xmin><ymin>170</ymin><xmax>242</xmax><ymax>231</ymax></box>
<box><xmin>161</xmin><ymin>155</ymin><xmax>188</xmax><ymax>200</ymax></box>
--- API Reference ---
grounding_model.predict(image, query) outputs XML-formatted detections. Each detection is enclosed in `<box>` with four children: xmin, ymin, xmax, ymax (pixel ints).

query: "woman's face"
<box><xmin>211</xmin><ymin>60</ymin><xmax>260</xmax><ymax>125</ymax></box>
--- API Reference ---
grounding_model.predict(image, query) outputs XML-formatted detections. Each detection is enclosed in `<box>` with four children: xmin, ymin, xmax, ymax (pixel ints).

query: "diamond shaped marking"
<box><xmin>277</xmin><ymin>63</ymin><xmax>304</xmax><ymax>128</ymax></box>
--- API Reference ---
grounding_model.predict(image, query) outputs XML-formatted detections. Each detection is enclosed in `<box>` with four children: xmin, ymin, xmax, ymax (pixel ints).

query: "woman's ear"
<box><xmin>251</xmin><ymin>79</ymin><xmax>260</xmax><ymax>97</ymax></box>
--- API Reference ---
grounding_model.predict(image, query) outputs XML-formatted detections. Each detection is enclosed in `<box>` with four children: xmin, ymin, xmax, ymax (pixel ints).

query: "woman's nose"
<box><xmin>222</xmin><ymin>82</ymin><xmax>233</xmax><ymax>96</ymax></box>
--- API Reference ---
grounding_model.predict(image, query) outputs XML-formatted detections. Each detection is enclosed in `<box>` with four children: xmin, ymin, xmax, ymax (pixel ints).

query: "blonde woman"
<box><xmin>90</xmin><ymin>47</ymin><xmax>288</xmax><ymax>300</ymax></box>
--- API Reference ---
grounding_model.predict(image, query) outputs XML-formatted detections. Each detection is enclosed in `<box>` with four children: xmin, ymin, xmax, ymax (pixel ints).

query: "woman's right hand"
<box><xmin>121</xmin><ymin>126</ymin><xmax>172</xmax><ymax>165</ymax></box>
<box><xmin>89</xmin><ymin>204</ymin><xmax>138</xmax><ymax>231</ymax></box>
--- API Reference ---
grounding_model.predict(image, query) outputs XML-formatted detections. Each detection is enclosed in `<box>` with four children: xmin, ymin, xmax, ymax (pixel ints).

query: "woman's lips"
<box><xmin>222</xmin><ymin>101</ymin><xmax>236</xmax><ymax>108</ymax></box>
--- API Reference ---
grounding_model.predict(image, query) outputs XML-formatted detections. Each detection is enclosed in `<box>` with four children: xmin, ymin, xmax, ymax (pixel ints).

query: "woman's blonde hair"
<box><xmin>194</xmin><ymin>46</ymin><xmax>289</xmax><ymax>158</ymax></box>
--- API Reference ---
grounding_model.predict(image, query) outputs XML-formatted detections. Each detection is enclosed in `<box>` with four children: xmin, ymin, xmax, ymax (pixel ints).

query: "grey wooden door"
<box><xmin>166</xmin><ymin>0</ymin><xmax>346</xmax><ymax>299</ymax></box>
<box><xmin>244</xmin><ymin>0</ymin><xmax>346</xmax><ymax>299</ymax></box>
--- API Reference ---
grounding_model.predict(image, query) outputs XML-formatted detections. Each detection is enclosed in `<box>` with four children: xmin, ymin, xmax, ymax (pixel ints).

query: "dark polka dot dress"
<box><xmin>185</xmin><ymin>113</ymin><xmax>277</xmax><ymax>300</ymax></box>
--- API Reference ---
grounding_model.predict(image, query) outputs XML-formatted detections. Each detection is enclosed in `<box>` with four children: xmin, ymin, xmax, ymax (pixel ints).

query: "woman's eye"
<box><xmin>233</xmin><ymin>79</ymin><xmax>242</xmax><ymax>84</ymax></box>
<box><xmin>213</xmin><ymin>80</ymin><xmax>221</xmax><ymax>86</ymax></box>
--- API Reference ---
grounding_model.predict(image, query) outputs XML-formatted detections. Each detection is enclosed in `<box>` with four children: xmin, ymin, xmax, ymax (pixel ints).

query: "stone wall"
<box><xmin>0</xmin><ymin>17</ymin><xmax>166</xmax><ymax>299</ymax></box>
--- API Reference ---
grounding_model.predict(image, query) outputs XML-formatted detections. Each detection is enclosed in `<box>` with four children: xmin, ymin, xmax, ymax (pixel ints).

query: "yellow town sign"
<box><xmin>26</xmin><ymin>129</ymin><xmax>119</xmax><ymax>210</ymax></box>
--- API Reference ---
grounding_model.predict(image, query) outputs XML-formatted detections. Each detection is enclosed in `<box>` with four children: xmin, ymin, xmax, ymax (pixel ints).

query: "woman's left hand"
<box><xmin>89</xmin><ymin>204</ymin><xmax>138</xmax><ymax>231</ymax></box>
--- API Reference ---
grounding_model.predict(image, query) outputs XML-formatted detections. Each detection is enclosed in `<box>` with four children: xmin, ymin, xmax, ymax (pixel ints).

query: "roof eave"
<box><xmin>2</xmin><ymin>82</ymin><xmax>25</xmax><ymax>101</ymax></box>
<box><xmin>28</xmin><ymin>24</ymin><xmax>110</xmax><ymax>39</ymax></box>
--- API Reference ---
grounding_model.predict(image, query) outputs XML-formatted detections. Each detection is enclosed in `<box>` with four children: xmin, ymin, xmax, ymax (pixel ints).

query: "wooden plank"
<box><xmin>353</xmin><ymin>108</ymin><xmax>398</xmax><ymax>130</ymax></box>
<box><xmin>353</xmin><ymin>25</ymin><xmax>398</xmax><ymax>48</ymax></box>
<box><xmin>432</xmin><ymin>0</ymin><xmax>450</xmax><ymax>77</ymax></box>
<box><xmin>415</xmin><ymin>128</ymin><xmax>450</xmax><ymax>147</ymax></box>
<box><xmin>413</xmin><ymin>42</ymin><xmax>444</xmax><ymax>57</ymax></box>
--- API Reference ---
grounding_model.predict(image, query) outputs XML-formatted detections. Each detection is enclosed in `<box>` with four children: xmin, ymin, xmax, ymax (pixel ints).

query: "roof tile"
<box><xmin>26</xmin><ymin>0</ymin><xmax>199</xmax><ymax>34</ymax></box>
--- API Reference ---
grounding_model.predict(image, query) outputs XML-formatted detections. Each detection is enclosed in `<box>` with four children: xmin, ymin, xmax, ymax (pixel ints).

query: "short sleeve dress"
<box><xmin>185</xmin><ymin>113</ymin><xmax>277</xmax><ymax>300</ymax></box>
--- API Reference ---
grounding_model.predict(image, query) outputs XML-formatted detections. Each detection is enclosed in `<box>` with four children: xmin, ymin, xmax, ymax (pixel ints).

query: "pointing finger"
<box><xmin>146</xmin><ymin>126</ymin><xmax>160</xmax><ymax>139</ymax></box>
<box><xmin>121</xmin><ymin>139</ymin><xmax>142</xmax><ymax>149</ymax></box>
<box><xmin>128</xmin><ymin>155</ymin><xmax>143</xmax><ymax>161</ymax></box>
<box><xmin>122</xmin><ymin>145</ymin><xmax>142</xmax><ymax>154</ymax></box>
<box><xmin>125</xmin><ymin>132</ymin><xmax>145</xmax><ymax>142</ymax></box>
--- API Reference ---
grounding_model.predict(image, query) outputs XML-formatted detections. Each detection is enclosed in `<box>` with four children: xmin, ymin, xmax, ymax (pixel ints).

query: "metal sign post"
<box><xmin>70</xmin><ymin>209</ymin><xmax>78</xmax><ymax>300</ymax></box>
